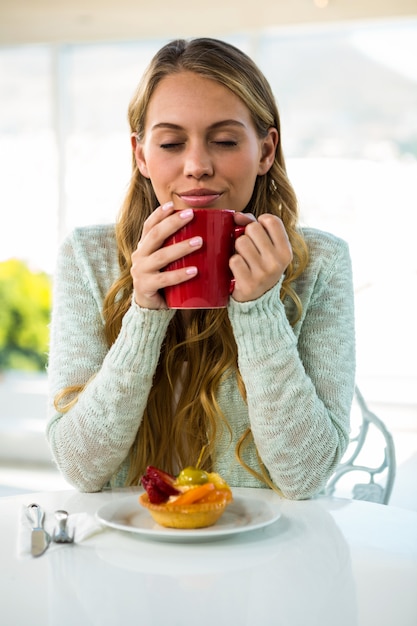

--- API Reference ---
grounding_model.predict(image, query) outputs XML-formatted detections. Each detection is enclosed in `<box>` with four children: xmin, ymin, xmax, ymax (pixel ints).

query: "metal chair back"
<box><xmin>326</xmin><ymin>386</ymin><xmax>396</xmax><ymax>504</ymax></box>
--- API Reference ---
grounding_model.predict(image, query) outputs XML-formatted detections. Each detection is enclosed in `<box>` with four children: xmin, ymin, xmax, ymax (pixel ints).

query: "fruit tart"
<box><xmin>139</xmin><ymin>465</ymin><xmax>233</xmax><ymax>529</ymax></box>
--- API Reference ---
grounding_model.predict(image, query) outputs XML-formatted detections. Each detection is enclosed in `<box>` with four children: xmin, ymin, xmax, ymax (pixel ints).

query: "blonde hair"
<box><xmin>56</xmin><ymin>38</ymin><xmax>309</xmax><ymax>488</ymax></box>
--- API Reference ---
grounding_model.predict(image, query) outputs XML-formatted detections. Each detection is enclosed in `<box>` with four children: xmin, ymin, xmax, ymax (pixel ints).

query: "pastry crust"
<box><xmin>139</xmin><ymin>492</ymin><xmax>232</xmax><ymax>529</ymax></box>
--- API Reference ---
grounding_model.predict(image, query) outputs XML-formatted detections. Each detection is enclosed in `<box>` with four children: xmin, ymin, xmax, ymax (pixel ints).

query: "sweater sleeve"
<box><xmin>227</xmin><ymin>234</ymin><xmax>355</xmax><ymax>499</ymax></box>
<box><xmin>46</xmin><ymin>231</ymin><xmax>174</xmax><ymax>492</ymax></box>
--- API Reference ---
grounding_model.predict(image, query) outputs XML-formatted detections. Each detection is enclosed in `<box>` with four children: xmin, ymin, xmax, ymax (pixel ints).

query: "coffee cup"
<box><xmin>163</xmin><ymin>208</ymin><xmax>244</xmax><ymax>309</ymax></box>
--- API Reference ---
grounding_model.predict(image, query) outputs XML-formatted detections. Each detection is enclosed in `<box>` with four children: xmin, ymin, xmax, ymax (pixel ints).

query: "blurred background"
<box><xmin>0</xmin><ymin>0</ymin><xmax>416</xmax><ymax>506</ymax></box>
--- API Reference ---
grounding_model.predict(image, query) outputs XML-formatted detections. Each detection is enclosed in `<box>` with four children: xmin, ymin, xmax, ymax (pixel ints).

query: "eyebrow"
<box><xmin>151</xmin><ymin>120</ymin><xmax>246</xmax><ymax>132</ymax></box>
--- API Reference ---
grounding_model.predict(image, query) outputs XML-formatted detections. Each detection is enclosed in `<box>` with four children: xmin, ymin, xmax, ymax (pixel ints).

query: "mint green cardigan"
<box><xmin>47</xmin><ymin>224</ymin><xmax>355</xmax><ymax>498</ymax></box>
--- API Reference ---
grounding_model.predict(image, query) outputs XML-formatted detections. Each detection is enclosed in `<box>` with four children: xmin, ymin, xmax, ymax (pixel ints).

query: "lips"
<box><xmin>177</xmin><ymin>189</ymin><xmax>222</xmax><ymax>208</ymax></box>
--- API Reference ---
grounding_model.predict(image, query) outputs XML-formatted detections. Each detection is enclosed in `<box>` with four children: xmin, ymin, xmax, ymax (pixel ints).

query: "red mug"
<box><xmin>163</xmin><ymin>208</ymin><xmax>244</xmax><ymax>309</ymax></box>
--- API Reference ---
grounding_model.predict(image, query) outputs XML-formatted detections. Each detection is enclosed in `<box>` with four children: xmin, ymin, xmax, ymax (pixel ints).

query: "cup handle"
<box><xmin>229</xmin><ymin>225</ymin><xmax>246</xmax><ymax>294</ymax></box>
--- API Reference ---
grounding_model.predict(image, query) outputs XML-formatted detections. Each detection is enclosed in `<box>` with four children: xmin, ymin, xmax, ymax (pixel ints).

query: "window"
<box><xmin>1</xmin><ymin>22</ymin><xmax>416</xmax><ymax>382</ymax></box>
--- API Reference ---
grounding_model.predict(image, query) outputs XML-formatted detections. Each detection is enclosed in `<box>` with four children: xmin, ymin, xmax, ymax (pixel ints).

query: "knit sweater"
<box><xmin>46</xmin><ymin>224</ymin><xmax>355</xmax><ymax>498</ymax></box>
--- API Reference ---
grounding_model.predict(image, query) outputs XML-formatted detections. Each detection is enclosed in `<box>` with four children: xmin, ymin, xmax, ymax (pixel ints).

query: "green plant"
<box><xmin>0</xmin><ymin>259</ymin><xmax>52</xmax><ymax>371</ymax></box>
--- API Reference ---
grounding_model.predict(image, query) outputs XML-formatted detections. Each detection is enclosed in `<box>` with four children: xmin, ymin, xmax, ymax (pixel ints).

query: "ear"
<box><xmin>258</xmin><ymin>128</ymin><xmax>279</xmax><ymax>175</ymax></box>
<box><xmin>131</xmin><ymin>133</ymin><xmax>150</xmax><ymax>178</ymax></box>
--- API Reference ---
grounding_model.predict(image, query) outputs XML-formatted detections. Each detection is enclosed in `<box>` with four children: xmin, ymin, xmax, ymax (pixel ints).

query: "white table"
<box><xmin>1</xmin><ymin>487</ymin><xmax>416</xmax><ymax>626</ymax></box>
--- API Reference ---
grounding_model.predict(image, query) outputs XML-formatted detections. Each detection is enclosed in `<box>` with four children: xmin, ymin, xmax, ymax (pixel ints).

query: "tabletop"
<box><xmin>1</xmin><ymin>487</ymin><xmax>416</xmax><ymax>626</ymax></box>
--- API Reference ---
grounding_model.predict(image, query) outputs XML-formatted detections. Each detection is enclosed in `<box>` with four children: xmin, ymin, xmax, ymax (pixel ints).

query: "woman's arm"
<box><xmin>47</xmin><ymin>229</ymin><xmax>174</xmax><ymax>491</ymax></box>
<box><xmin>228</xmin><ymin>232</ymin><xmax>355</xmax><ymax>499</ymax></box>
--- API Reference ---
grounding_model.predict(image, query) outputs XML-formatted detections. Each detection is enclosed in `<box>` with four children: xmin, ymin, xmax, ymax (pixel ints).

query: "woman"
<box><xmin>47</xmin><ymin>38</ymin><xmax>355</xmax><ymax>498</ymax></box>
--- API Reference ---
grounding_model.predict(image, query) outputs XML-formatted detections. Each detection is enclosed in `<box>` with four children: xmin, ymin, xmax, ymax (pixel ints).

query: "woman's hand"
<box><xmin>230</xmin><ymin>213</ymin><xmax>293</xmax><ymax>303</ymax></box>
<box><xmin>130</xmin><ymin>202</ymin><xmax>202</xmax><ymax>309</ymax></box>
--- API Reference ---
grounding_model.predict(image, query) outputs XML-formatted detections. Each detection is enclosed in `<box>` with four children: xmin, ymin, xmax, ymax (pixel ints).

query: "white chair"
<box><xmin>326</xmin><ymin>386</ymin><xmax>396</xmax><ymax>504</ymax></box>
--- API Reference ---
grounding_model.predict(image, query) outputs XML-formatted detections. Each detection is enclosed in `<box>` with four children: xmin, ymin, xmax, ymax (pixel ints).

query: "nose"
<box><xmin>183</xmin><ymin>143</ymin><xmax>214</xmax><ymax>179</ymax></box>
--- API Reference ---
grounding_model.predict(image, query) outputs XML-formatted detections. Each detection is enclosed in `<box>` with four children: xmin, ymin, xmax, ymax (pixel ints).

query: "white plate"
<box><xmin>96</xmin><ymin>487</ymin><xmax>282</xmax><ymax>542</ymax></box>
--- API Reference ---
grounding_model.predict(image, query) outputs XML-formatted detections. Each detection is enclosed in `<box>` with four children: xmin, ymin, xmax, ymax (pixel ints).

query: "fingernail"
<box><xmin>179</xmin><ymin>209</ymin><xmax>194</xmax><ymax>219</ymax></box>
<box><xmin>186</xmin><ymin>267</ymin><xmax>198</xmax><ymax>275</ymax></box>
<box><xmin>189</xmin><ymin>236</ymin><xmax>202</xmax><ymax>247</ymax></box>
<box><xmin>161</xmin><ymin>201</ymin><xmax>174</xmax><ymax>211</ymax></box>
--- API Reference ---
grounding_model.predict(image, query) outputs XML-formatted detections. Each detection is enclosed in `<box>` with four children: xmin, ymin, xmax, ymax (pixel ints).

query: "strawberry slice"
<box><xmin>145</xmin><ymin>466</ymin><xmax>180</xmax><ymax>497</ymax></box>
<box><xmin>141</xmin><ymin>475</ymin><xmax>168</xmax><ymax>504</ymax></box>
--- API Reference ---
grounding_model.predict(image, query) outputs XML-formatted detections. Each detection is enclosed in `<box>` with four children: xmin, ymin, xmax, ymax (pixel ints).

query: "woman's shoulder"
<box><xmin>57</xmin><ymin>224</ymin><xmax>119</xmax><ymax>291</ymax></box>
<box><xmin>60</xmin><ymin>224</ymin><xmax>117</xmax><ymax>263</ymax></box>
<box><xmin>67</xmin><ymin>223</ymin><xmax>117</xmax><ymax>248</ymax></box>
<box><xmin>292</xmin><ymin>227</ymin><xmax>352</xmax><ymax>298</ymax></box>
<box><xmin>286</xmin><ymin>227</ymin><xmax>354</xmax><ymax>329</ymax></box>
<box><xmin>300</xmin><ymin>226</ymin><xmax>351</xmax><ymax>274</ymax></box>
<box><xmin>301</xmin><ymin>226</ymin><xmax>349</xmax><ymax>257</ymax></box>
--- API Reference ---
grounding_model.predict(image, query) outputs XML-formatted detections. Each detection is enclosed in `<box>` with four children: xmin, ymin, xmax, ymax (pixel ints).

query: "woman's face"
<box><xmin>133</xmin><ymin>71</ymin><xmax>278</xmax><ymax>212</ymax></box>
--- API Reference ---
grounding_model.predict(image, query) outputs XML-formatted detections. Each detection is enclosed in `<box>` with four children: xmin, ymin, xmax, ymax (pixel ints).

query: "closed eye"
<box><xmin>213</xmin><ymin>141</ymin><xmax>238</xmax><ymax>147</ymax></box>
<box><xmin>160</xmin><ymin>143</ymin><xmax>184</xmax><ymax>150</ymax></box>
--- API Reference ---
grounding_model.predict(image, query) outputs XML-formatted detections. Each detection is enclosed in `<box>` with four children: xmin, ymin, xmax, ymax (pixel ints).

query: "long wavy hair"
<box><xmin>58</xmin><ymin>38</ymin><xmax>309</xmax><ymax>487</ymax></box>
